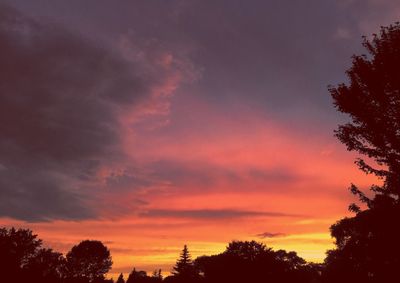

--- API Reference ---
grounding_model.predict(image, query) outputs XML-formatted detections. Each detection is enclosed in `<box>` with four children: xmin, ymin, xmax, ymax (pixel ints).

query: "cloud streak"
<box><xmin>139</xmin><ymin>209</ymin><xmax>301</xmax><ymax>219</ymax></box>
<box><xmin>256</xmin><ymin>232</ymin><xmax>286</xmax><ymax>239</ymax></box>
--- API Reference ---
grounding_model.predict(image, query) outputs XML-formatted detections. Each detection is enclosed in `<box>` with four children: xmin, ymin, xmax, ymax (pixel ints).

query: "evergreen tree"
<box><xmin>172</xmin><ymin>245</ymin><xmax>199</xmax><ymax>281</ymax></box>
<box><xmin>172</xmin><ymin>245</ymin><xmax>192</xmax><ymax>276</ymax></box>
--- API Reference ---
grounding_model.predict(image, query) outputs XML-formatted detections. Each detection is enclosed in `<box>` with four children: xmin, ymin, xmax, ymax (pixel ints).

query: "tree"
<box><xmin>116</xmin><ymin>273</ymin><xmax>125</xmax><ymax>283</ymax></box>
<box><xmin>325</xmin><ymin>23</ymin><xmax>400</xmax><ymax>282</ymax></box>
<box><xmin>329</xmin><ymin>23</ymin><xmax>400</xmax><ymax>201</ymax></box>
<box><xmin>0</xmin><ymin>227</ymin><xmax>66</xmax><ymax>283</ymax></box>
<box><xmin>24</xmin><ymin>248</ymin><xmax>65</xmax><ymax>283</ymax></box>
<box><xmin>126</xmin><ymin>268</ymin><xmax>163</xmax><ymax>283</ymax></box>
<box><xmin>0</xmin><ymin>227</ymin><xmax>42</xmax><ymax>269</ymax></box>
<box><xmin>65</xmin><ymin>240</ymin><xmax>112</xmax><ymax>282</ymax></box>
<box><xmin>151</xmin><ymin>269</ymin><xmax>162</xmax><ymax>281</ymax></box>
<box><xmin>0</xmin><ymin>227</ymin><xmax>42</xmax><ymax>281</ymax></box>
<box><xmin>126</xmin><ymin>268</ymin><xmax>147</xmax><ymax>283</ymax></box>
<box><xmin>171</xmin><ymin>245</ymin><xmax>199</xmax><ymax>282</ymax></box>
<box><xmin>195</xmin><ymin>241</ymin><xmax>318</xmax><ymax>283</ymax></box>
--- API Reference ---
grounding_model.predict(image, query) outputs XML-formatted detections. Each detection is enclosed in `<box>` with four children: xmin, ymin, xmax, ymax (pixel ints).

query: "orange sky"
<box><xmin>1</xmin><ymin>103</ymin><xmax>379</xmax><ymax>279</ymax></box>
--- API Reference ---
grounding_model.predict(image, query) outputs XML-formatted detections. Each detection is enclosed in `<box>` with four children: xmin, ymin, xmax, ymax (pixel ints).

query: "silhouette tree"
<box><xmin>195</xmin><ymin>241</ymin><xmax>318</xmax><ymax>283</ymax></box>
<box><xmin>65</xmin><ymin>240</ymin><xmax>112</xmax><ymax>283</ymax></box>
<box><xmin>0</xmin><ymin>227</ymin><xmax>68</xmax><ymax>283</ymax></box>
<box><xmin>116</xmin><ymin>273</ymin><xmax>125</xmax><ymax>283</ymax></box>
<box><xmin>24</xmin><ymin>248</ymin><xmax>65</xmax><ymax>283</ymax></box>
<box><xmin>172</xmin><ymin>245</ymin><xmax>192</xmax><ymax>275</ymax></box>
<box><xmin>151</xmin><ymin>269</ymin><xmax>162</xmax><ymax>281</ymax></box>
<box><xmin>329</xmin><ymin>23</ymin><xmax>400</xmax><ymax>201</ymax></box>
<box><xmin>0</xmin><ymin>227</ymin><xmax>41</xmax><ymax>267</ymax></box>
<box><xmin>325</xmin><ymin>23</ymin><xmax>400</xmax><ymax>282</ymax></box>
<box><xmin>0</xmin><ymin>227</ymin><xmax>43</xmax><ymax>282</ymax></box>
<box><xmin>126</xmin><ymin>268</ymin><xmax>163</xmax><ymax>283</ymax></box>
<box><xmin>171</xmin><ymin>245</ymin><xmax>199</xmax><ymax>282</ymax></box>
<box><xmin>126</xmin><ymin>268</ymin><xmax>147</xmax><ymax>283</ymax></box>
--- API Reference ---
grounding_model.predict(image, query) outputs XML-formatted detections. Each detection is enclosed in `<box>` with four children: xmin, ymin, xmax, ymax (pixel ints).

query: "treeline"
<box><xmin>0</xmin><ymin>226</ymin><xmax>323</xmax><ymax>283</ymax></box>
<box><xmin>2</xmin><ymin>209</ymin><xmax>400</xmax><ymax>283</ymax></box>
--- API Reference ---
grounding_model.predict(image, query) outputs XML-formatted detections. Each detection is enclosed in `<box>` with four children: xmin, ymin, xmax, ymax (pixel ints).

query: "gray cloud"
<box><xmin>139</xmin><ymin>209</ymin><xmax>300</xmax><ymax>219</ymax></box>
<box><xmin>5</xmin><ymin>1</ymin><xmax>399</xmax><ymax>130</ymax></box>
<box><xmin>256</xmin><ymin>232</ymin><xmax>286</xmax><ymax>239</ymax></box>
<box><xmin>0</xmin><ymin>4</ymin><xmax>148</xmax><ymax>221</ymax></box>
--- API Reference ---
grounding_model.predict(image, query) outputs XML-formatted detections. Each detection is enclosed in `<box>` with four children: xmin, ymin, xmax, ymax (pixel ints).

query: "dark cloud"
<box><xmin>4</xmin><ymin>0</ymin><xmax>398</xmax><ymax>127</ymax></box>
<box><xmin>256</xmin><ymin>232</ymin><xmax>286</xmax><ymax>239</ymax></box>
<box><xmin>139</xmin><ymin>209</ymin><xmax>300</xmax><ymax>219</ymax></box>
<box><xmin>0</xmin><ymin>4</ymin><xmax>146</xmax><ymax>221</ymax></box>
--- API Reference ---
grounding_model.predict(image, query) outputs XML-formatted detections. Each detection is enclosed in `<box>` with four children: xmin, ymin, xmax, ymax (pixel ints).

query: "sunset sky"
<box><xmin>0</xmin><ymin>0</ymin><xmax>398</xmax><ymax>279</ymax></box>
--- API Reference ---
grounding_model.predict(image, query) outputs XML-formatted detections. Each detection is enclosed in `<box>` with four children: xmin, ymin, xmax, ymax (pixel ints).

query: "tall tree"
<box><xmin>172</xmin><ymin>245</ymin><xmax>192</xmax><ymax>276</ymax></box>
<box><xmin>171</xmin><ymin>245</ymin><xmax>199</xmax><ymax>282</ymax></box>
<box><xmin>325</xmin><ymin>23</ymin><xmax>400</xmax><ymax>282</ymax></box>
<box><xmin>65</xmin><ymin>240</ymin><xmax>112</xmax><ymax>282</ymax></box>
<box><xmin>329</xmin><ymin>23</ymin><xmax>400</xmax><ymax>201</ymax></box>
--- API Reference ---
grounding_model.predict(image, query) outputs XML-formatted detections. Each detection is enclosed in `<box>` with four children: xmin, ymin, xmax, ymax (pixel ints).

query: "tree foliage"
<box><xmin>116</xmin><ymin>273</ymin><xmax>125</xmax><ymax>283</ymax></box>
<box><xmin>195</xmin><ymin>241</ymin><xmax>319</xmax><ymax>283</ymax></box>
<box><xmin>330</xmin><ymin>23</ymin><xmax>400</xmax><ymax>200</ymax></box>
<box><xmin>65</xmin><ymin>240</ymin><xmax>112</xmax><ymax>282</ymax></box>
<box><xmin>0</xmin><ymin>227</ymin><xmax>65</xmax><ymax>283</ymax></box>
<box><xmin>325</xmin><ymin>23</ymin><xmax>400</xmax><ymax>282</ymax></box>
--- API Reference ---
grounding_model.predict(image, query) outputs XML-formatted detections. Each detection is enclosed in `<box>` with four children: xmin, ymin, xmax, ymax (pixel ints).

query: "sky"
<box><xmin>0</xmin><ymin>0</ymin><xmax>398</xmax><ymax>279</ymax></box>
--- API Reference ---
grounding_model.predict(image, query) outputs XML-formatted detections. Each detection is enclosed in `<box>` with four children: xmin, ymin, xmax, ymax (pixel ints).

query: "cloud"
<box><xmin>0</xmin><ymin>4</ymin><xmax>171</xmax><ymax>221</ymax></box>
<box><xmin>256</xmin><ymin>232</ymin><xmax>286</xmax><ymax>239</ymax></box>
<box><xmin>145</xmin><ymin>159</ymin><xmax>302</xmax><ymax>190</ymax></box>
<box><xmin>139</xmin><ymin>209</ymin><xmax>300</xmax><ymax>219</ymax></box>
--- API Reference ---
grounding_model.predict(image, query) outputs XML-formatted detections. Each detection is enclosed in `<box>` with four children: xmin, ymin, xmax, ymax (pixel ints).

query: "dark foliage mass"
<box><xmin>330</xmin><ymin>23</ymin><xmax>400</xmax><ymax>198</ymax></box>
<box><xmin>194</xmin><ymin>241</ymin><xmax>321</xmax><ymax>283</ymax></box>
<box><xmin>0</xmin><ymin>227</ymin><xmax>113</xmax><ymax>283</ymax></box>
<box><xmin>325</xmin><ymin>23</ymin><xmax>400</xmax><ymax>283</ymax></box>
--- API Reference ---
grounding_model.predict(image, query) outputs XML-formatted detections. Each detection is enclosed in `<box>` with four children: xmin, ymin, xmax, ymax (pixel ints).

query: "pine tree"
<box><xmin>172</xmin><ymin>245</ymin><xmax>196</xmax><ymax>278</ymax></box>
